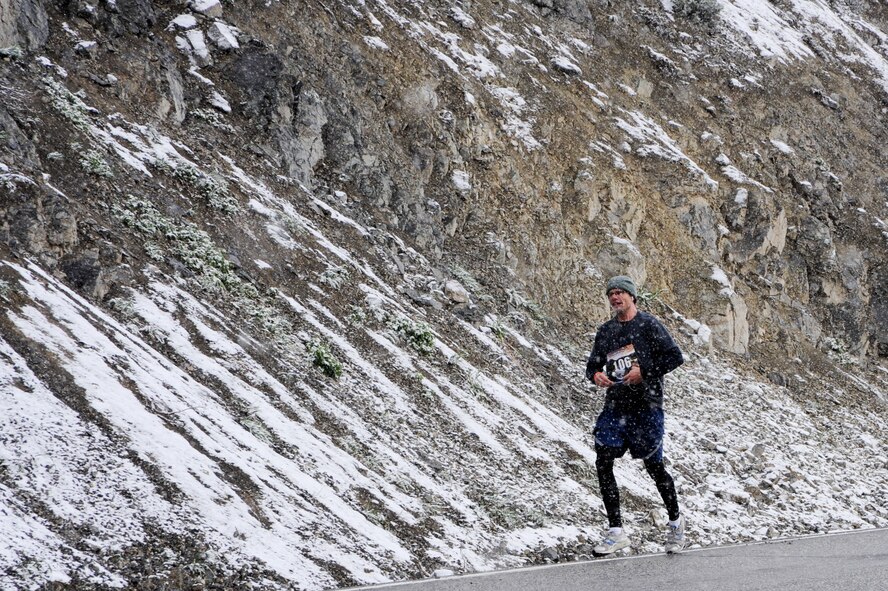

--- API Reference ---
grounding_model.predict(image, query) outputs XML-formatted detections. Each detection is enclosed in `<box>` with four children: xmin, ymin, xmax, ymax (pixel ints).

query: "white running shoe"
<box><xmin>593</xmin><ymin>529</ymin><xmax>630</xmax><ymax>556</ymax></box>
<box><xmin>665</xmin><ymin>515</ymin><xmax>686</xmax><ymax>554</ymax></box>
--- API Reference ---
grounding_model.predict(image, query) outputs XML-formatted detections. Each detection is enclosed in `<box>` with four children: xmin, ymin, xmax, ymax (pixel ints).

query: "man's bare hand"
<box><xmin>623</xmin><ymin>363</ymin><xmax>643</xmax><ymax>385</ymax></box>
<box><xmin>593</xmin><ymin>371</ymin><xmax>614</xmax><ymax>388</ymax></box>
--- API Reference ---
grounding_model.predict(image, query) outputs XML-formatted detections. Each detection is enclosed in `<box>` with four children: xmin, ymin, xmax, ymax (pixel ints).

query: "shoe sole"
<box><xmin>592</xmin><ymin>543</ymin><xmax>631</xmax><ymax>557</ymax></box>
<box><xmin>665</xmin><ymin>543</ymin><xmax>685</xmax><ymax>554</ymax></box>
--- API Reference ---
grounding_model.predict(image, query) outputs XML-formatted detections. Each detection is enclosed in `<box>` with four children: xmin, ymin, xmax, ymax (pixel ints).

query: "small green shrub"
<box><xmin>319</xmin><ymin>265</ymin><xmax>349</xmax><ymax>289</ymax></box>
<box><xmin>80</xmin><ymin>150</ymin><xmax>114</xmax><ymax>177</ymax></box>
<box><xmin>172</xmin><ymin>163</ymin><xmax>238</xmax><ymax>213</ymax></box>
<box><xmin>242</xmin><ymin>301</ymin><xmax>292</xmax><ymax>338</ymax></box>
<box><xmin>152</xmin><ymin>157</ymin><xmax>238</xmax><ymax>214</ymax></box>
<box><xmin>507</xmin><ymin>289</ymin><xmax>543</xmax><ymax>320</ymax></box>
<box><xmin>347</xmin><ymin>306</ymin><xmax>367</xmax><ymax>326</ymax></box>
<box><xmin>637</xmin><ymin>287</ymin><xmax>663</xmax><ymax>309</ymax></box>
<box><xmin>107</xmin><ymin>295</ymin><xmax>136</xmax><ymax>320</ymax></box>
<box><xmin>150</xmin><ymin>158</ymin><xmax>174</xmax><ymax>174</ymax></box>
<box><xmin>43</xmin><ymin>77</ymin><xmax>93</xmax><ymax>130</ymax></box>
<box><xmin>489</xmin><ymin>320</ymin><xmax>507</xmax><ymax>342</ymax></box>
<box><xmin>144</xmin><ymin>241</ymin><xmax>165</xmax><ymax>261</ymax></box>
<box><xmin>241</xmin><ymin>415</ymin><xmax>273</xmax><ymax>444</ymax></box>
<box><xmin>822</xmin><ymin>337</ymin><xmax>859</xmax><ymax>366</ymax></box>
<box><xmin>190</xmin><ymin>108</ymin><xmax>235</xmax><ymax>132</ymax></box>
<box><xmin>0</xmin><ymin>46</ymin><xmax>23</xmax><ymax>60</ymax></box>
<box><xmin>390</xmin><ymin>316</ymin><xmax>436</xmax><ymax>355</ymax></box>
<box><xmin>307</xmin><ymin>339</ymin><xmax>343</xmax><ymax>378</ymax></box>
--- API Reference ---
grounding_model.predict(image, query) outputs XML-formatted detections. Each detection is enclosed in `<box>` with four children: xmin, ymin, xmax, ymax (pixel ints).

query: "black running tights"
<box><xmin>595</xmin><ymin>455</ymin><xmax>680</xmax><ymax>527</ymax></box>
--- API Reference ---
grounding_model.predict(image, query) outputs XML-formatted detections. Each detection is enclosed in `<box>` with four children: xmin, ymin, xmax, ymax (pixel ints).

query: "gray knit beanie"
<box><xmin>606</xmin><ymin>275</ymin><xmax>637</xmax><ymax>299</ymax></box>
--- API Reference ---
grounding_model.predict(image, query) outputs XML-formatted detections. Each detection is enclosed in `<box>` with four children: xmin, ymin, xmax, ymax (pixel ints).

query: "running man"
<box><xmin>586</xmin><ymin>275</ymin><xmax>686</xmax><ymax>555</ymax></box>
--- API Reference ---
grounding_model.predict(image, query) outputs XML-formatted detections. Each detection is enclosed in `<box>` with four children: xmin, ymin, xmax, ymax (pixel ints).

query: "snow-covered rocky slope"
<box><xmin>1</xmin><ymin>0</ymin><xmax>887</xmax><ymax>589</ymax></box>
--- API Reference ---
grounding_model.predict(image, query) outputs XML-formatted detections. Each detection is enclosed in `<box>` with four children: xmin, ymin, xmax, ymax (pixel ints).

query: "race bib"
<box><xmin>606</xmin><ymin>344</ymin><xmax>637</xmax><ymax>383</ymax></box>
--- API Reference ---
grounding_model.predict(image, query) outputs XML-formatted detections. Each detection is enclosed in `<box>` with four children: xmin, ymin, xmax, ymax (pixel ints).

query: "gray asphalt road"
<box><xmin>350</xmin><ymin>528</ymin><xmax>888</xmax><ymax>591</ymax></box>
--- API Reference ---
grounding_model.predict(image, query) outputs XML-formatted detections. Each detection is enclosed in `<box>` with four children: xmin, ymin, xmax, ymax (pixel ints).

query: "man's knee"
<box><xmin>595</xmin><ymin>445</ymin><xmax>625</xmax><ymax>463</ymax></box>
<box><xmin>643</xmin><ymin>458</ymin><xmax>672</xmax><ymax>482</ymax></box>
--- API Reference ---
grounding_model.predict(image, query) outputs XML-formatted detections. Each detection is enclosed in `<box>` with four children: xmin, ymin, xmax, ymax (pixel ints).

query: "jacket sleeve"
<box><xmin>585</xmin><ymin>331</ymin><xmax>607</xmax><ymax>382</ymax></box>
<box><xmin>642</xmin><ymin>317</ymin><xmax>683</xmax><ymax>381</ymax></box>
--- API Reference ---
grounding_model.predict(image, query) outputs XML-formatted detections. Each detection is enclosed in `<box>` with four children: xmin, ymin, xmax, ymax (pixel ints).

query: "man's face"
<box><xmin>607</xmin><ymin>288</ymin><xmax>633</xmax><ymax>315</ymax></box>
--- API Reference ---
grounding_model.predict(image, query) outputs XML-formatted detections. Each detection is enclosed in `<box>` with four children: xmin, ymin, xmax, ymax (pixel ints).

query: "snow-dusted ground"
<box><xmin>3</xmin><ymin>233</ymin><xmax>887</xmax><ymax>589</ymax></box>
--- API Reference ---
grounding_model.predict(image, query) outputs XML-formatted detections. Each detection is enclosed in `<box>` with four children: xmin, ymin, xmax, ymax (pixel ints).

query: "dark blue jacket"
<box><xmin>586</xmin><ymin>310</ymin><xmax>683</xmax><ymax>408</ymax></box>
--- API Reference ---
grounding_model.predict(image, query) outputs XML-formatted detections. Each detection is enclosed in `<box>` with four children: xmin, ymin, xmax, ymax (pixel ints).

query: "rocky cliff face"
<box><xmin>4</xmin><ymin>0</ymin><xmax>888</xmax><ymax>359</ymax></box>
<box><xmin>2</xmin><ymin>1</ymin><xmax>888</xmax><ymax>589</ymax></box>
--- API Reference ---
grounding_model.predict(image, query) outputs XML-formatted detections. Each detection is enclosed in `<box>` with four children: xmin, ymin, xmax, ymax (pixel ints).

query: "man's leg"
<box><xmin>630</xmin><ymin>407</ymin><xmax>686</xmax><ymax>551</ymax></box>
<box><xmin>646</xmin><ymin>458</ymin><xmax>687</xmax><ymax>553</ymax></box>
<box><xmin>628</xmin><ymin>406</ymin><xmax>679</xmax><ymax>521</ymax></box>
<box><xmin>593</xmin><ymin>445</ymin><xmax>631</xmax><ymax>555</ymax></box>
<box><xmin>595</xmin><ymin>452</ymin><xmax>622</xmax><ymax>528</ymax></box>
<box><xmin>593</xmin><ymin>406</ymin><xmax>627</xmax><ymax>529</ymax></box>
<box><xmin>643</xmin><ymin>458</ymin><xmax>680</xmax><ymax>521</ymax></box>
